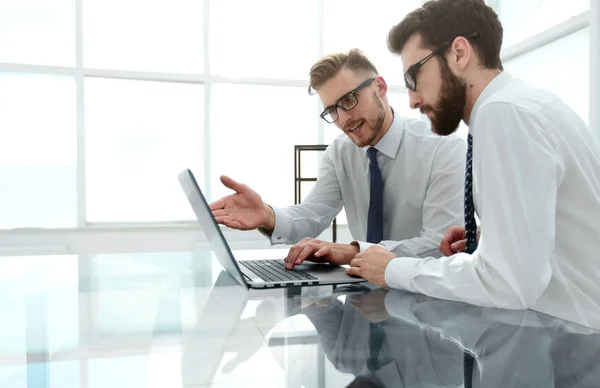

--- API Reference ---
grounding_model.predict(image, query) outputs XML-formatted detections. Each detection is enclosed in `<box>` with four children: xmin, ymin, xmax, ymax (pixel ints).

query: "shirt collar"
<box><xmin>468</xmin><ymin>71</ymin><xmax>514</xmax><ymax>131</ymax></box>
<box><xmin>365</xmin><ymin>108</ymin><xmax>403</xmax><ymax>160</ymax></box>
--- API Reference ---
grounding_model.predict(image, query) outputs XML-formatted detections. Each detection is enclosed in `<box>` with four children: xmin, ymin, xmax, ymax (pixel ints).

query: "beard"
<box><xmin>421</xmin><ymin>58</ymin><xmax>467</xmax><ymax>136</ymax></box>
<box><xmin>348</xmin><ymin>92</ymin><xmax>386</xmax><ymax>147</ymax></box>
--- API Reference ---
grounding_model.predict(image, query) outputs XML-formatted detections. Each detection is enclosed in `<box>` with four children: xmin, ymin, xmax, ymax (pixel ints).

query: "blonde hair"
<box><xmin>308</xmin><ymin>49</ymin><xmax>379</xmax><ymax>94</ymax></box>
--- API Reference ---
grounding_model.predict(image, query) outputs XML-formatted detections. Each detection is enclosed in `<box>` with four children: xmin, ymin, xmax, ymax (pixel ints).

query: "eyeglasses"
<box><xmin>320</xmin><ymin>78</ymin><xmax>375</xmax><ymax>124</ymax></box>
<box><xmin>404</xmin><ymin>33</ymin><xmax>478</xmax><ymax>92</ymax></box>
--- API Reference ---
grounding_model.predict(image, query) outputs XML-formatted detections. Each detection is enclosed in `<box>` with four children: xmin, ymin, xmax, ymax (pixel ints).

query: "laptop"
<box><xmin>178</xmin><ymin>168</ymin><xmax>367</xmax><ymax>289</ymax></box>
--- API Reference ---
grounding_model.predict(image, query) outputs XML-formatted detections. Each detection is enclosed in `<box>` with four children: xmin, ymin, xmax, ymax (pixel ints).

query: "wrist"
<box><xmin>350</xmin><ymin>241</ymin><xmax>361</xmax><ymax>254</ymax></box>
<box><xmin>261</xmin><ymin>203</ymin><xmax>275</xmax><ymax>233</ymax></box>
<box><xmin>347</xmin><ymin>242</ymin><xmax>360</xmax><ymax>260</ymax></box>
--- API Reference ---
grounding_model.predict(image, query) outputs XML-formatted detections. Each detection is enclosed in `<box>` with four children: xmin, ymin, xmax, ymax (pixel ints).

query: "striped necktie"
<box><xmin>465</xmin><ymin>134</ymin><xmax>478</xmax><ymax>254</ymax></box>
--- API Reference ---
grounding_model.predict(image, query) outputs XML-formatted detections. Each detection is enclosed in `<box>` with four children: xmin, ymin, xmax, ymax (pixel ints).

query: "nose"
<box><xmin>409</xmin><ymin>90</ymin><xmax>422</xmax><ymax>110</ymax></box>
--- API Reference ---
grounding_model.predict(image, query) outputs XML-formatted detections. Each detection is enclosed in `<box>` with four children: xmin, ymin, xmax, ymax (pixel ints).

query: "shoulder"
<box><xmin>476</xmin><ymin>79</ymin><xmax>560</xmax><ymax>129</ymax></box>
<box><xmin>323</xmin><ymin>133</ymin><xmax>361</xmax><ymax>162</ymax></box>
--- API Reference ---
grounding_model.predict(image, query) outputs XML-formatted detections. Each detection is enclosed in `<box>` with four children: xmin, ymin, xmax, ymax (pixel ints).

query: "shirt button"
<box><xmin>277</xmin><ymin>237</ymin><xmax>282</xmax><ymax>240</ymax></box>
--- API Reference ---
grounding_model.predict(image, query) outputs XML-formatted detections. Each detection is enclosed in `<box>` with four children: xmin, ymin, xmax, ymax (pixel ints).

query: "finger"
<box><xmin>440</xmin><ymin>230</ymin><xmax>452</xmax><ymax>244</ymax></box>
<box><xmin>285</xmin><ymin>243</ymin><xmax>307</xmax><ymax>268</ymax></box>
<box><xmin>220</xmin><ymin>218</ymin><xmax>245</xmax><ymax>230</ymax></box>
<box><xmin>441</xmin><ymin>227</ymin><xmax>459</xmax><ymax>244</ymax></box>
<box><xmin>314</xmin><ymin>246</ymin><xmax>330</xmax><ymax>258</ymax></box>
<box><xmin>451</xmin><ymin>225</ymin><xmax>466</xmax><ymax>238</ymax></box>
<box><xmin>220</xmin><ymin>175</ymin><xmax>245</xmax><ymax>193</ymax></box>
<box><xmin>440</xmin><ymin>226</ymin><xmax>466</xmax><ymax>255</ymax></box>
<box><xmin>295</xmin><ymin>244</ymin><xmax>320</xmax><ymax>266</ymax></box>
<box><xmin>350</xmin><ymin>258</ymin><xmax>363</xmax><ymax>268</ymax></box>
<box><xmin>209</xmin><ymin>198</ymin><xmax>226</xmax><ymax>211</ymax></box>
<box><xmin>442</xmin><ymin>225</ymin><xmax>465</xmax><ymax>240</ymax></box>
<box><xmin>284</xmin><ymin>248</ymin><xmax>294</xmax><ymax>266</ymax></box>
<box><xmin>451</xmin><ymin>239</ymin><xmax>467</xmax><ymax>253</ymax></box>
<box><xmin>212</xmin><ymin>209</ymin><xmax>229</xmax><ymax>218</ymax></box>
<box><xmin>284</xmin><ymin>238</ymin><xmax>314</xmax><ymax>266</ymax></box>
<box><xmin>439</xmin><ymin>238</ymin><xmax>455</xmax><ymax>256</ymax></box>
<box><xmin>345</xmin><ymin>266</ymin><xmax>362</xmax><ymax>278</ymax></box>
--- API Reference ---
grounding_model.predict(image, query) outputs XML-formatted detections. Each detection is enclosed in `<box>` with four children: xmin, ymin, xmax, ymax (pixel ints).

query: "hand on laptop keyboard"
<box><xmin>284</xmin><ymin>238</ymin><xmax>360</xmax><ymax>270</ymax></box>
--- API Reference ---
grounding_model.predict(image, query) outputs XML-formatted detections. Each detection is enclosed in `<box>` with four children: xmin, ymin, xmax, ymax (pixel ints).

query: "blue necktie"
<box><xmin>366</xmin><ymin>147</ymin><xmax>384</xmax><ymax>244</ymax></box>
<box><xmin>465</xmin><ymin>134</ymin><xmax>478</xmax><ymax>254</ymax></box>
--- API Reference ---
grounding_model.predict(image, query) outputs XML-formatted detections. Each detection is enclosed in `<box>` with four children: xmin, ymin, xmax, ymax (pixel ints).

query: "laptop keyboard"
<box><xmin>239</xmin><ymin>259</ymin><xmax>318</xmax><ymax>283</ymax></box>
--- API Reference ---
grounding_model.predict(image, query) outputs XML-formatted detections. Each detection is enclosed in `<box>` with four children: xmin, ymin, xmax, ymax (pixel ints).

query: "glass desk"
<box><xmin>0</xmin><ymin>250</ymin><xmax>598</xmax><ymax>387</ymax></box>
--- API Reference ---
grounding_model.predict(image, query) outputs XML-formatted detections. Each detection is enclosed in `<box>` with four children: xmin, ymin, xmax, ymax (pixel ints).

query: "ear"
<box><xmin>374</xmin><ymin>75</ymin><xmax>388</xmax><ymax>98</ymax></box>
<box><xmin>449</xmin><ymin>36</ymin><xmax>473</xmax><ymax>71</ymax></box>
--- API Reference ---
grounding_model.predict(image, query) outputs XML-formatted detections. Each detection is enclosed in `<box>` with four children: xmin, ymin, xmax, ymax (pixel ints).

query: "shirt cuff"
<box><xmin>269</xmin><ymin>207</ymin><xmax>292</xmax><ymax>244</ymax></box>
<box><xmin>352</xmin><ymin>241</ymin><xmax>374</xmax><ymax>253</ymax></box>
<box><xmin>384</xmin><ymin>256</ymin><xmax>423</xmax><ymax>291</ymax></box>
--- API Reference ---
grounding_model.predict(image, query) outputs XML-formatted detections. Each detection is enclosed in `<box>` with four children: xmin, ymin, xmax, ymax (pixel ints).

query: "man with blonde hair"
<box><xmin>210</xmin><ymin>49</ymin><xmax>466</xmax><ymax>269</ymax></box>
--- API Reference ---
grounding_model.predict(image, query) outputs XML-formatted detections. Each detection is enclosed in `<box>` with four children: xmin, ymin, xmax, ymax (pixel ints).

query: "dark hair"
<box><xmin>387</xmin><ymin>0</ymin><xmax>503</xmax><ymax>70</ymax></box>
<box><xmin>308</xmin><ymin>49</ymin><xmax>379</xmax><ymax>95</ymax></box>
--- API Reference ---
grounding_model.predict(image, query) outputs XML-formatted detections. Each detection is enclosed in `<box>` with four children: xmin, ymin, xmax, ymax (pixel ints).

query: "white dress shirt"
<box><xmin>267</xmin><ymin>113</ymin><xmax>466</xmax><ymax>258</ymax></box>
<box><xmin>386</xmin><ymin>72</ymin><xmax>600</xmax><ymax>329</ymax></box>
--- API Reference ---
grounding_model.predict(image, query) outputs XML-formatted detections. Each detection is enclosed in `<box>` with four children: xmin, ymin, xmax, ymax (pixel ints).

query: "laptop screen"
<box><xmin>178</xmin><ymin>169</ymin><xmax>249</xmax><ymax>288</ymax></box>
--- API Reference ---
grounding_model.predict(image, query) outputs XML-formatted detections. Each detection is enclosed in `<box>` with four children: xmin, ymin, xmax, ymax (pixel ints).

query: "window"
<box><xmin>209</xmin><ymin>0</ymin><xmax>318</xmax><ymax>79</ymax></box>
<box><xmin>504</xmin><ymin>28</ymin><xmax>590</xmax><ymax>126</ymax></box>
<box><xmin>83</xmin><ymin>0</ymin><xmax>204</xmax><ymax>73</ymax></box>
<box><xmin>387</xmin><ymin>92</ymin><xmax>424</xmax><ymax>120</ymax></box>
<box><xmin>85</xmin><ymin>78</ymin><xmax>204</xmax><ymax>222</ymax></box>
<box><xmin>0</xmin><ymin>366</ymin><xmax>25</xmax><ymax>388</ymax></box>
<box><xmin>496</xmin><ymin>0</ymin><xmax>589</xmax><ymax>47</ymax></box>
<box><xmin>0</xmin><ymin>74</ymin><xmax>77</xmax><ymax>228</ymax></box>
<box><xmin>323</xmin><ymin>0</ymin><xmax>421</xmax><ymax>86</ymax></box>
<box><xmin>210</xmin><ymin>84</ymin><xmax>317</xmax><ymax>207</ymax></box>
<box><xmin>0</xmin><ymin>0</ymin><xmax>596</xmax><ymax>245</ymax></box>
<box><xmin>0</xmin><ymin>0</ymin><xmax>75</xmax><ymax>66</ymax></box>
